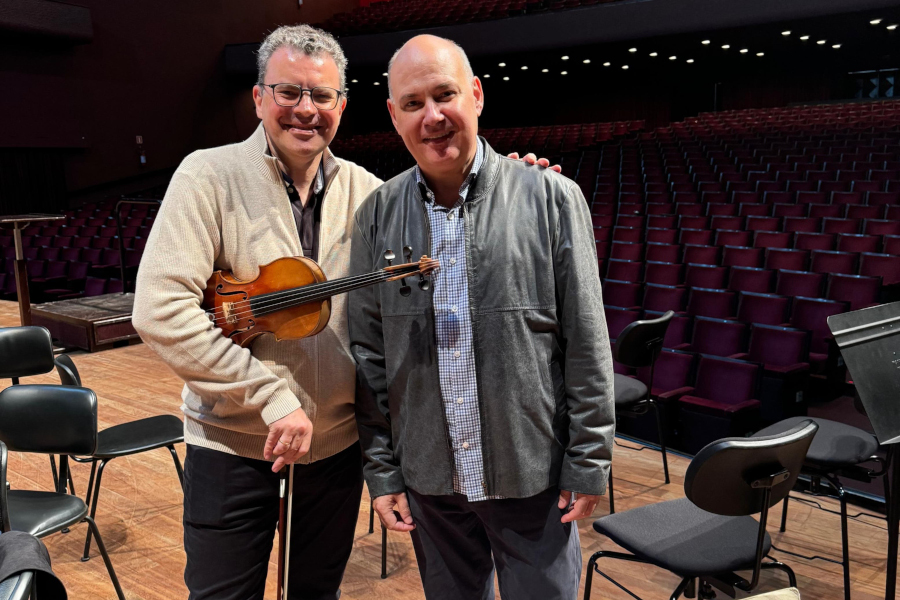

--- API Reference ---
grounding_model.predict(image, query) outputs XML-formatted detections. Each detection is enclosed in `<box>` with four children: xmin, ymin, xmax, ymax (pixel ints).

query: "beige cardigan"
<box><xmin>133</xmin><ymin>124</ymin><xmax>382</xmax><ymax>462</ymax></box>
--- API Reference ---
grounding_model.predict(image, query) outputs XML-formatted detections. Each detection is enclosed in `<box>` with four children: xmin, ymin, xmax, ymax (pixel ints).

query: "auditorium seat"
<box><xmin>686</xmin><ymin>287</ymin><xmax>736</xmax><ymax>319</ymax></box>
<box><xmin>642</xmin><ymin>283</ymin><xmax>687</xmax><ymax>314</ymax></box>
<box><xmin>809</xmin><ymin>250</ymin><xmax>858</xmax><ymax>275</ymax></box>
<box><xmin>735</xmin><ymin>324</ymin><xmax>810</xmax><ymax>423</ymax></box>
<box><xmin>687</xmin><ymin>317</ymin><xmax>748</xmax><ymax>358</ymax></box>
<box><xmin>737</xmin><ymin>291</ymin><xmax>792</xmax><ymax>326</ymax></box>
<box><xmin>644</xmin><ymin>261</ymin><xmax>684</xmax><ymax>286</ymax></box>
<box><xmin>602</xmin><ymin>280</ymin><xmax>642</xmax><ymax>310</ymax></box>
<box><xmin>789</xmin><ymin>296</ymin><xmax>849</xmax><ymax>374</ymax></box>
<box><xmin>684</xmin><ymin>264</ymin><xmax>726</xmax><ymax>289</ymax></box>
<box><xmin>776</xmin><ymin>270</ymin><xmax>825</xmax><ymax>299</ymax></box>
<box><xmin>606</xmin><ymin>259</ymin><xmax>642</xmax><ymax>283</ymax></box>
<box><xmin>722</xmin><ymin>246</ymin><xmax>764</xmax><ymax>268</ymax></box>
<box><xmin>859</xmin><ymin>252</ymin><xmax>900</xmax><ymax>286</ymax></box>
<box><xmin>825</xmin><ymin>274</ymin><xmax>881</xmax><ymax>311</ymax></box>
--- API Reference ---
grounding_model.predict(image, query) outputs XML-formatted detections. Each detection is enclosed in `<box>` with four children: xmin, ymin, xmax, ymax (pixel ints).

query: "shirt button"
<box><xmin>457</xmin><ymin>397</ymin><xmax>464</xmax><ymax>404</ymax></box>
<box><xmin>450</xmin><ymin>258</ymin><xmax>457</xmax><ymax>265</ymax></box>
<box><xmin>447</xmin><ymin>213</ymin><xmax>455</xmax><ymax>221</ymax></box>
<box><xmin>454</xmin><ymin>350</ymin><xmax>461</xmax><ymax>358</ymax></box>
<box><xmin>287</xmin><ymin>187</ymin><xmax>295</xmax><ymax>194</ymax></box>
<box><xmin>462</xmin><ymin>442</ymin><xmax>470</xmax><ymax>449</ymax></box>
<box><xmin>451</xmin><ymin>305</ymin><xmax>458</xmax><ymax>313</ymax></box>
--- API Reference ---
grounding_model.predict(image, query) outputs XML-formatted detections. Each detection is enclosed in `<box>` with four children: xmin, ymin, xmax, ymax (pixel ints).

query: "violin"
<box><xmin>201</xmin><ymin>249</ymin><xmax>437</xmax><ymax>600</ymax></box>
<box><xmin>202</xmin><ymin>252</ymin><xmax>439</xmax><ymax>348</ymax></box>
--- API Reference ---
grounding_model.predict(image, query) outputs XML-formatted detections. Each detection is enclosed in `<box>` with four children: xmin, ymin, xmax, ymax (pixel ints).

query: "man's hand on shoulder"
<box><xmin>558</xmin><ymin>490</ymin><xmax>601</xmax><ymax>523</ymax></box>
<box><xmin>373</xmin><ymin>492</ymin><xmax>416</xmax><ymax>532</ymax></box>
<box><xmin>508</xmin><ymin>151</ymin><xmax>562</xmax><ymax>173</ymax></box>
<box><xmin>264</xmin><ymin>407</ymin><xmax>314</xmax><ymax>473</ymax></box>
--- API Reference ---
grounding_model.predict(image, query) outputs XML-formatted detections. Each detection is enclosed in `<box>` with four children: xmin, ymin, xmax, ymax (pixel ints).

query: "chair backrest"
<box><xmin>0</xmin><ymin>385</ymin><xmax>97</xmax><ymax>456</ymax></box>
<box><xmin>691</xmin><ymin>317</ymin><xmax>748</xmax><ymax>357</ymax></box>
<box><xmin>613</xmin><ymin>311</ymin><xmax>674</xmax><ymax>369</ymax></box>
<box><xmin>54</xmin><ymin>354</ymin><xmax>82</xmax><ymax>386</ymax></box>
<box><xmin>693</xmin><ymin>355</ymin><xmax>760</xmax><ymax>405</ymax></box>
<box><xmin>685</xmin><ymin>419</ymin><xmax>817</xmax><ymax>516</ymax></box>
<box><xmin>0</xmin><ymin>327</ymin><xmax>55</xmax><ymax>380</ymax></box>
<box><xmin>747</xmin><ymin>325</ymin><xmax>810</xmax><ymax>367</ymax></box>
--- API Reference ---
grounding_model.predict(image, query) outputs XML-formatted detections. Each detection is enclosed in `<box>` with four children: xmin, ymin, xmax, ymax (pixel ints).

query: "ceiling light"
<box><xmin>800</xmin><ymin>35</ymin><xmax>810</xmax><ymax>40</ymax></box>
<box><xmin>561</xmin><ymin>56</ymin><xmax>569</xmax><ymax>60</ymax></box>
<box><xmin>756</xmin><ymin>52</ymin><xmax>765</xmax><ymax>56</ymax></box>
<box><xmin>740</xmin><ymin>48</ymin><xmax>748</xmax><ymax>54</ymax></box>
<box><xmin>832</xmin><ymin>44</ymin><xmax>842</xmax><ymax>49</ymax></box>
<box><xmin>373</xmin><ymin>82</ymin><xmax>380</xmax><ymax>85</ymax></box>
<box><xmin>889</xmin><ymin>24</ymin><xmax>898</xmax><ymax>30</ymax></box>
<box><xmin>669</xmin><ymin>55</ymin><xmax>677</xmax><ymax>60</ymax></box>
<box><xmin>629</xmin><ymin>48</ymin><xmax>637</xmax><ymax>53</ymax></box>
<box><xmin>483</xmin><ymin>74</ymin><xmax>490</xmax><ymax>78</ymax></box>
<box><xmin>622</xmin><ymin>65</ymin><xmax>629</xmax><ymax>70</ymax></box>
<box><xmin>503</xmin><ymin>76</ymin><xmax>509</xmax><ymax>81</ymax></box>
<box><xmin>722</xmin><ymin>44</ymin><xmax>730</xmax><ymax>49</ymax></box>
<box><xmin>351</xmin><ymin>79</ymin><xmax>358</xmax><ymax>83</ymax></box>
<box><xmin>649</xmin><ymin>52</ymin><xmax>658</xmax><ymax>57</ymax></box>
<box><xmin>782</xmin><ymin>30</ymin><xmax>791</xmax><ymax>36</ymax></box>
<box><xmin>541</xmin><ymin>68</ymin><xmax>548</xmax><ymax>73</ymax></box>
<box><xmin>561</xmin><ymin>71</ymin><xmax>568</xmax><ymax>75</ymax></box>
<box><xmin>603</xmin><ymin>62</ymin><xmax>611</xmax><ymax>67</ymax></box>
<box><xmin>521</xmin><ymin>66</ymin><xmax>528</xmax><ymax>70</ymax></box>
<box><xmin>870</xmin><ymin>19</ymin><xmax>883</xmax><ymax>25</ymax></box>
<box><xmin>583</xmin><ymin>59</ymin><xmax>591</xmax><ymax>64</ymax></box>
<box><xmin>817</xmin><ymin>39</ymin><xmax>827</xmax><ymax>45</ymax></box>
<box><xmin>702</xmin><ymin>40</ymin><xmax>711</xmax><ymax>45</ymax></box>
<box><xmin>382</xmin><ymin>72</ymin><xmax>388</xmax><ymax>76</ymax></box>
<box><xmin>686</xmin><ymin>59</ymin><xmax>695</xmax><ymax>63</ymax></box>
<box><xmin>499</xmin><ymin>62</ymin><xmax>506</xmax><ymax>67</ymax></box>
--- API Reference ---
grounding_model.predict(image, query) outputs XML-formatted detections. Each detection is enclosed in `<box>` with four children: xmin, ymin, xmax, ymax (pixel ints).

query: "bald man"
<box><xmin>348</xmin><ymin>35</ymin><xmax>615</xmax><ymax>599</ymax></box>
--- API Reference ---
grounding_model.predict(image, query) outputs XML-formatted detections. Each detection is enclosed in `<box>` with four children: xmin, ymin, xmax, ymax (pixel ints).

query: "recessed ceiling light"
<box><xmin>351</xmin><ymin>79</ymin><xmax>358</xmax><ymax>83</ymax></box>
<box><xmin>832</xmin><ymin>44</ymin><xmax>842</xmax><ymax>49</ymax></box>
<box><xmin>800</xmin><ymin>35</ymin><xmax>810</xmax><ymax>40</ymax></box>
<box><xmin>622</xmin><ymin>65</ymin><xmax>629</xmax><ymax>70</ymax></box>
<box><xmin>889</xmin><ymin>24</ymin><xmax>899</xmax><ymax>30</ymax></box>
<box><xmin>373</xmin><ymin>82</ymin><xmax>380</xmax><ymax>85</ymax></box>
<box><xmin>740</xmin><ymin>48</ymin><xmax>748</xmax><ymax>54</ymax></box>
<box><xmin>782</xmin><ymin>30</ymin><xmax>791</xmax><ymax>36</ymax></box>
<box><xmin>871</xmin><ymin>19</ymin><xmax>883</xmax><ymax>25</ymax></box>
<box><xmin>561</xmin><ymin>71</ymin><xmax>568</xmax><ymax>75</ymax></box>
<box><xmin>561</xmin><ymin>56</ymin><xmax>569</xmax><ymax>60</ymax></box>
<box><xmin>756</xmin><ymin>52</ymin><xmax>765</xmax><ymax>57</ymax></box>
<box><xmin>503</xmin><ymin>76</ymin><xmax>510</xmax><ymax>81</ymax></box>
<box><xmin>483</xmin><ymin>74</ymin><xmax>490</xmax><ymax>78</ymax></box>
<box><xmin>499</xmin><ymin>62</ymin><xmax>506</xmax><ymax>67</ymax></box>
<box><xmin>702</xmin><ymin>40</ymin><xmax>711</xmax><ymax>45</ymax></box>
<box><xmin>686</xmin><ymin>59</ymin><xmax>695</xmax><ymax>63</ymax></box>
<box><xmin>603</xmin><ymin>62</ymin><xmax>611</xmax><ymax>67</ymax></box>
<box><xmin>669</xmin><ymin>55</ymin><xmax>677</xmax><ymax>60</ymax></box>
<box><xmin>722</xmin><ymin>44</ymin><xmax>730</xmax><ymax>49</ymax></box>
<box><xmin>629</xmin><ymin>48</ymin><xmax>637</xmax><ymax>53</ymax></box>
<box><xmin>521</xmin><ymin>66</ymin><xmax>528</xmax><ymax>70</ymax></box>
<box><xmin>583</xmin><ymin>59</ymin><xmax>591</xmax><ymax>64</ymax></box>
<box><xmin>649</xmin><ymin>52</ymin><xmax>658</xmax><ymax>57</ymax></box>
<box><xmin>817</xmin><ymin>39</ymin><xmax>827</xmax><ymax>45</ymax></box>
<box><xmin>382</xmin><ymin>72</ymin><xmax>388</xmax><ymax>76</ymax></box>
<box><xmin>541</xmin><ymin>68</ymin><xmax>548</xmax><ymax>73</ymax></box>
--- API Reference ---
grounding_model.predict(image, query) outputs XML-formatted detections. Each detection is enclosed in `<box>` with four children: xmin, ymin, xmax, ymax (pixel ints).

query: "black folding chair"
<box><xmin>610</xmin><ymin>310</ymin><xmax>674</xmax><ymax>513</ymax></box>
<box><xmin>0</xmin><ymin>385</ymin><xmax>126</xmax><ymax>600</ymax></box>
<box><xmin>584</xmin><ymin>419</ymin><xmax>817</xmax><ymax>600</ymax></box>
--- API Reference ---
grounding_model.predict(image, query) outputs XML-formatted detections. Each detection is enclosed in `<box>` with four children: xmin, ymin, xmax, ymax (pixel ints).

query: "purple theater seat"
<box><xmin>714</xmin><ymin>230</ymin><xmax>752</xmax><ymax>247</ymax></box>
<box><xmin>753</xmin><ymin>231</ymin><xmax>793</xmax><ymax>250</ymax></box>
<box><xmin>644</xmin><ymin>261</ymin><xmax>684</xmax><ymax>286</ymax></box>
<box><xmin>678</xmin><ymin>216</ymin><xmax>709</xmax><ymax>231</ymax></box>
<box><xmin>647</xmin><ymin>215</ymin><xmax>677</xmax><ymax>229</ymax></box>
<box><xmin>821</xmin><ymin>218</ymin><xmax>861</xmax><ymax>235</ymax></box>
<box><xmin>646</xmin><ymin>228</ymin><xmax>678</xmax><ymax>244</ymax></box>
<box><xmin>737</xmin><ymin>291</ymin><xmax>792</xmax><ymax>326</ymax></box>
<box><xmin>747</xmin><ymin>216</ymin><xmax>781</xmax><ymax>232</ymax></box>
<box><xmin>681</xmin><ymin>244</ymin><xmax>720</xmax><ymax>266</ymax></box>
<box><xmin>810</xmin><ymin>250</ymin><xmax>858</xmax><ymax>275</ymax></box>
<box><xmin>722</xmin><ymin>246</ymin><xmax>764</xmax><ymax>268</ymax></box>
<box><xmin>606</xmin><ymin>259</ymin><xmax>643</xmax><ymax>283</ymax></box>
<box><xmin>705</xmin><ymin>203</ymin><xmax>738</xmax><ymax>217</ymax></box>
<box><xmin>679</xmin><ymin>229</ymin><xmax>713</xmax><ymax>246</ymax></box>
<box><xmin>605</xmin><ymin>306</ymin><xmax>642</xmax><ymax>341</ymax></box>
<box><xmin>646</xmin><ymin>243</ymin><xmax>681</xmax><ymax>263</ymax></box>
<box><xmin>783</xmin><ymin>217</ymin><xmax>820</xmax><ymax>234</ymax></box>
<box><xmin>793</xmin><ymin>232</ymin><xmax>835</xmax><ymax>251</ymax></box>
<box><xmin>643</xmin><ymin>310</ymin><xmax>693</xmax><ymax>349</ymax></box>
<box><xmin>643</xmin><ymin>283</ymin><xmax>688</xmax><ymax>314</ymax></box>
<box><xmin>836</xmin><ymin>234</ymin><xmax>880</xmax><ymax>254</ymax></box>
<box><xmin>710</xmin><ymin>215</ymin><xmax>744</xmax><ymax>231</ymax></box>
<box><xmin>686</xmin><ymin>287</ymin><xmax>737</xmax><ymax>319</ymax></box>
<box><xmin>775</xmin><ymin>269</ymin><xmax>825</xmax><ymax>299</ymax></box>
<box><xmin>866</xmin><ymin>191</ymin><xmax>900</xmax><ymax>207</ymax></box>
<box><xmin>612</xmin><ymin>226</ymin><xmax>642</xmax><ymax>242</ymax></box>
<box><xmin>728</xmin><ymin>266</ymin><xmax>774</xmax><ymax>294</ymax></box>
<box><xmin>602</xmin><ymin>279</ymin><xmax>642</xmax><ymax>310</ymax></box>
<box><xmin>844</xmin><ymin>205</ymin><xmax>883</xmax><ymax>221</ymax></box>
<box><xmin>859</xmin><ymin>253</ymin><xmax>900</xmax><ymax>286</ymax></box>
<box><xmin>687</xmin><ymin>316</ymin><xmax>748</xmax><ymax>357</ymax></box>
<box><xmin>610</xmin><ymin>241</ymin><xmax>644</xmax><ymax>261</ymax></box>
<box><xmin>825</xmin><ymin>273</ymin><xmax>881</xmax><ymax>311</ymax></box>
<box><xmin>864</xmin><ymin>219</ymin><xmax>900</xmax><ymax>237</ymax></box>
<box><xmin>772</xmin><ymin>204</ymin><xmax>807</xmax><ymax>218</ymax></box>
<box><xmin>807</xmin><ymin>204</ymin><xmax>843</xmax><ymax>219</ymax></box>
<box><xmin>739</xmin><ymin>324</ymin><xmax>811</xmax><ymax>422</ymax></box>
<box><xmin>789</xmin><ymin>296</ymin><xmax>849</xmax><ymax>373</ymax></box>
<box><xmin>684</xmin><ymin>263</ymin><xmax>727</xmax><ymax>289</ymax></box>
<box><xmin>883</xmin><ymin>236</ymin><xmax>900</xmax><ymax>256</ymax></box>
<box><xmin>636</xmin><ymin>349</ymin><xmax>696</xmax><ymax>399</ymax></box>
<box><xmin>738</xmin><ymin>203</ymin><xmax>770</xmax><ymax>217</ymax></box>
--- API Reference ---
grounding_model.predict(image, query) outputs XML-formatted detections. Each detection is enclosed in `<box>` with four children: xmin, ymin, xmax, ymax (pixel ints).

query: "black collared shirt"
<box><xmin>281</xmin><ymin>160</ymin><xmax>326</xmax><ymax>262</ymax></box>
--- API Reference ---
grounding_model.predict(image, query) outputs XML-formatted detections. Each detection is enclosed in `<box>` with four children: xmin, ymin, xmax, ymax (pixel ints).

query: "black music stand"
<box><xmin>829</xmin><ymin>302</ymin><xmax>900</xmax><ymax>600</ymax></box>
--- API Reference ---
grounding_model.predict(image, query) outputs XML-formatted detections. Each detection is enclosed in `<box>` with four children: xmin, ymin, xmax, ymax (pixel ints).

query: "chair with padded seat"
<box><xmin>609</xmin><ymin>311</ymin><xmax>674</xmax><ymax>514</ymax></box>
<box><xmin>54</xmin><ymin>353</ymin><xmax>185</xmax><ymax>562</ymax></box>
<box><xmin>584</xmin><ymin>419</ymin><xmax>817</xmax><ymax>600</ymax></box>
<box><xmin>754</xmin><ymin>416</ymin><xmax>888</xmax><ymax>600</ymax></box>
<box><xmin>0</xmin><ymin>386</ymin><xmax>126</xmax><ymax>600</ymax></box>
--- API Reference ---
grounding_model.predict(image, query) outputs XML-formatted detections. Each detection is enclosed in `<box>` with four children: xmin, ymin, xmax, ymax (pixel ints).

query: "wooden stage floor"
<box><xmin>0</xmin><ymin>300</ymin><xmax>893</xmax><ymax>599</ymax></box>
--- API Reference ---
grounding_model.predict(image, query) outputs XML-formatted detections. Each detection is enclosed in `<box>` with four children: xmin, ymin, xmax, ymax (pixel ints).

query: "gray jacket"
<box><xmin>348</xmin><ymin>139</ymin><xmax>615</xmax><ymax>499</ymax></box>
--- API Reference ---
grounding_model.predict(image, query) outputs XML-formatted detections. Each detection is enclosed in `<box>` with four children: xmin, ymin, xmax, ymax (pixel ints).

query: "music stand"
<box><xmin>829</xmin><ymin>302</ymin><xmax>900</xmax><ymax>600</ymax></box>
<box><xmin>0</xmin><ymin>214</ymin><xmax>66</xmax><ymax>325</ymax></box>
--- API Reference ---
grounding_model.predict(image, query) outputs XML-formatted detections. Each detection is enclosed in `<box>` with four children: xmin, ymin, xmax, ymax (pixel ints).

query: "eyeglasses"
<box><xmin>261</xmin><ymin>83</ymin><xmax>343</xmax><ymax>110</ymax></box>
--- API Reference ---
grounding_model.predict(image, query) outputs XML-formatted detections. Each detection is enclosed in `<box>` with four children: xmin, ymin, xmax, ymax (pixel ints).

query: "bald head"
<box><xmin>387</xmin><ymin>35</ymin><xmax>474</xmax><ymax>100</ymax></box>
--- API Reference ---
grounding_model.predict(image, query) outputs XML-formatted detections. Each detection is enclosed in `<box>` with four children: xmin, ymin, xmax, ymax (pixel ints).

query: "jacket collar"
<box><xmin>410</xmin><ymin>136</ymin><xmax>500</xmax><ymax>206</ymax></box>
<box><xmin>244</xmin><ymin>122</ymin><xmax>342</xmax><ymax>190</ymax></box>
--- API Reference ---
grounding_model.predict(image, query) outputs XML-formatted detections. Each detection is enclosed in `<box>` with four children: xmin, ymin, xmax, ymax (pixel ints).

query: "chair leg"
<box><xmin>82</xmin><ymin>459</ymin><xmax>109</xmax><ymax>562</ymax></box>
<box><xmin>583</xmin><ymin>551</ymin><xmax>598</xmax><ymax>600</ymax></box>
<box><xmin>368</xmin><ymin>498</ymin><xmax>375</xmax><ymax>534</ymax></box>
<box><xmin>84</xmin><ymin>516</ymin><xmax>126</xmax><ymax>600</ymax></box>
<box><xmin>684</xmin><ymin>578</ymin><xmax>696</xmax><ymax>599</ymax></box>
<box><xmin>762</xmin><ymin>560</ymin><xmax>798</xmax><ymax>588</ymax></box>
<box><xmin>839</xmin><ymin>488</ymin><xmax>851</xmax><ymax>600</ymax></box>
<box><xmin>67</xmin><ymin>467</ymin><xmax>76</xmax><ymax>497</ymax></box>
<box><xmin>780</xmin><ymin>494</ymin><xmax>789</xmax><ymax>533</ymax></box>
<box><xmin>49</xmin><ymin>455</ymin><xmax>59</xmax><ymax>492</ymax></box>
<box><xmin>669</xmin><ymin>577</ymin><xmax>692</xmax><ymax>600</ymax></box>
<box><xmin>167</xmin><ymin>445</ymin><xmax>185</xmax><ymax>490</ymax></box>
<box><xmin>380</xmin><ymin>522</ymin><xmax>387</xmax><ymax>579</ymax></box>
<box><xmin>608</xmin><ymin>465</ymin><xmax>615</xmax><ymax>515</ymax></box>
<box><xmin>650</xmin><ymin>402</ymin><xmax>670</xmax><ymax>484</ymax></box>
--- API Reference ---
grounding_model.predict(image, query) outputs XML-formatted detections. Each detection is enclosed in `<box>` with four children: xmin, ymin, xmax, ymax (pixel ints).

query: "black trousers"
<box><xmin>182</xmin><ymin>443</ymin><xmax>364</xmax><ymax>600</ymax></box>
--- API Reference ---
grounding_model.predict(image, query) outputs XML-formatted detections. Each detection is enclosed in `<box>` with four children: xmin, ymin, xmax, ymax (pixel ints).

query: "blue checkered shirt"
<box><xmin>415</xmin><ymin>140</ymin><xmax>500</xmax><ymax>502</ymax></box>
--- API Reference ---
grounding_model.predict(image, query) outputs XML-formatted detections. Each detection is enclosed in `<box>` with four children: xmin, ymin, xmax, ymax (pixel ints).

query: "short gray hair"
<box><xmin>387</xmin><ymin>36</ymin><xmax>474</xmax><ymax>100</ymax></box>
<box><xmin>257</xmin><ymin>25</ymin><xmax>348</xmax><ymax>95</ymax></box>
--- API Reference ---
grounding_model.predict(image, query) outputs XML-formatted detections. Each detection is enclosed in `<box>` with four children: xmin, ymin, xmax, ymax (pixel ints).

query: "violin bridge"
<box><xmin>223</xmin><ymin>302</ymin><xmax>239</xmax><ymax>325</ymax></box>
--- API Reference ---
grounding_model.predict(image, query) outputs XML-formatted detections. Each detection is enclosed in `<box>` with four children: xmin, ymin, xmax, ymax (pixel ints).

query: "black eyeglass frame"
<box><xmin>260</xmin><ymin>83</ymin><xmax>344</xmax><ymax>110</ymax></box>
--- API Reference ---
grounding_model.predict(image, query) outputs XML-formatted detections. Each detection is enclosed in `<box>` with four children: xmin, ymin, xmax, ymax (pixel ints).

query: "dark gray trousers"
<box><xmin>407</xmin><ymin>487</ymin><xmax>582</xmax><ymax>600</ymax></box>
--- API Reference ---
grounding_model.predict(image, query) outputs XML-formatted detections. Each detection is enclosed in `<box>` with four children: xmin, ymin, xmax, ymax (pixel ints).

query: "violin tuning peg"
<box><xmin>418</xmin><ymin>277</ymin><xmax>431</xmax><ymax>291</ymax></box>
<box><xmin>400</xmin><ymin>285</ymin><xmax>412</xmax><ymax>297</ymax></box>
<box><xmin>403</xmin><ymin>245</ymin><xmax>413</xmax><ymax>262</ymax></box>
<box><xmin>383</xmin><ymin>249</ymin><xmax>395</xmax><ymax>266</ymax></box>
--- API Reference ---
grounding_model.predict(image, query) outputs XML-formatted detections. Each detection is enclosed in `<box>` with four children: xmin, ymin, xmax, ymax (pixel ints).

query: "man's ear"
<box><xmin>387</xmin><ymin>98</ymin><xmax>399</xmax><ymax>132</ymax></box>
<box><xmin>338</xmin><ymin>95</ymin><xmax>348</xmax><ymax>116</ymax></box>
<box><xmin>252</xmin><ymin>85</ymin><xmax>264</xmax><ymax>120</ymax></box>
<box><xmin>472</xmin><ymin>76</ymin><xmax>484</xmax><ymax>117</ymax></box>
